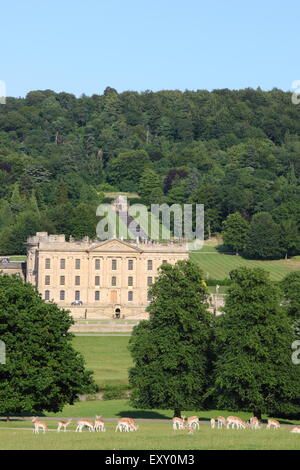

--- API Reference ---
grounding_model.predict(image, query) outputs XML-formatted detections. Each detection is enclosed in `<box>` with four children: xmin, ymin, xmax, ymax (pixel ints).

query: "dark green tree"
<box><xmin>10</xmin><ymin>183</ymin><xmax>24</xmax><ymax>214</ymax></box>
<box><xmin>280</xmin><ymin>272</ymin><xmax>300</xmax><ymax>319</ymax></box>
<box><xmin>0</xmin><ymin>211</ymin><xmax>55</xmax><ymax>255</ymax></box>
<box><xmin>279</xmin><ymin>219</ymin><xmax>300</xmax><ymax>258</ymax></box>
<box><xmin>129</xmin><ymin>260</ymin><xmax>213</xmax><ymax>417</ymax></box>
<box><xmin>222</xmin><ymin>212</ymin><xmax>249</xmax><ymax>254</ymax></box>
<box><xmin>107</xmin><ymin>150</ymin><xmax>151</xmax><ymax>192</ymax></box>
<box><xmin>138</xmin><ymin>168</ymin><xmax>161</xmax><ymax>205</ymax></box>
<box><xmin>210</xmin><ymin>267</ymin><xmax>300</xmax><ymax>419</ymax></box>
<box><xmin>244</xmin><ymin>212</ymin><xmax>284</xmax><ymax>259</ymax></box>
<box><xmin>70</xmin><ymin>202</ymin><xmax>97</xmax><ymax>239</ymax></box>
<box><xmin>0</xmin><ymin>274</ymin><xmax>96</xmax><ymax>415</ymax></box>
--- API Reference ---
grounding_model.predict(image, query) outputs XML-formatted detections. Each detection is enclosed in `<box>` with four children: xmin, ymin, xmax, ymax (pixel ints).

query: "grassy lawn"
<box><xmin>73</xmin><ymin>336</ymin><xmax>132</xmax><ymax>388</ymax></box>
<box><xmin>190</xmin><ymin>251</ymin><xmax>300</xmax><ymax>281</ymax></box>
<box><xmin>0</xmin><ymin>421</ymin><xmax>300</xmax><ymax>450</ymax></box>
<box><xmin>43</xmin><ymin>399</ymin><xmax>300</xmax><ymax>425</ymax></box>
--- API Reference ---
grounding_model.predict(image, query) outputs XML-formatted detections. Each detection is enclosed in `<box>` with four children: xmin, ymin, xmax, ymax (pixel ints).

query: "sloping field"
<box><xmin>73</xmin><ymin>336</ymin><xmax>132</xmax><ymax>387</ymax></box>
<box><xmin>190</xmin><ymin>252</ymin><xmax>300</xmax><ymax>281</ymax></box>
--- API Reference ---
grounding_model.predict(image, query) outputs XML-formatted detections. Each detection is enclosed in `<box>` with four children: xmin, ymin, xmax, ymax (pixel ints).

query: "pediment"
<box><xmin>88</xmin><ymin>238</ymin><xmax>143</xmax><ymax>253</ymax></box>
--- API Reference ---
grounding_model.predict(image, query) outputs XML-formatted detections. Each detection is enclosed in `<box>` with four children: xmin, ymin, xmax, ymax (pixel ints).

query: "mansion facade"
<box><xmin>26</xmin><ymin>232</ymin><xmax>189</xmax><ymax>319</ymax></box>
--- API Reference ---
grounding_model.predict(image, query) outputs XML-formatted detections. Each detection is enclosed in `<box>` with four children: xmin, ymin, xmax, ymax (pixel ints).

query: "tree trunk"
<box><xmin>208</xmin><ymin>222</ymin><xmax>211</xmax><ymax>239</ymax></box>
<box><xmin>174</xmin><ymin>408</ymin><xmax>181</xmax><ymax>418</ymax></box>
<box><xmin>253</xmin><ymin>410</ymin><xmax>262</xmax><ymax>420</ymax></box>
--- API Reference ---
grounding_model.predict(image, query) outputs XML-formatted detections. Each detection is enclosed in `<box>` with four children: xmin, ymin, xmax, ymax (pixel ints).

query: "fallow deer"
<box><xmin>94</xmin><ymin>416</ymin><xmax>106</xmax><ymax>432</ymax></box>
<box><xmin>75</xmin><ymin>418</ymin><xmax>94</xmax><ymax>432</ymax></box>
<box><xmin>217</xmin><ymin>416</ymin><xmax>226</xmax><ymax>429</ymax></box>
<box><xmin>32</xmin><ymin>417</ymin><xmax>48</xmax><ymax>434</ymax></box>
<box><xmin>226</xmin><ymin>416</ymin><xmax>246</xmax><ymax>429</ymax></box>
<box><xmin>249</xmin><ymin>417</ymin><xmax>260</xmax><ymax>429</ymax></box>
<box><xmin>57</xmin><ymin>419</ymin><xmax>72</xmax><ymax>432</ymax></box>
<box><xmin>172</xmin><ymin>416</ymin><xmax>186</xmax><ymax>430</ymax></box>
<box><xmin>115</xmin><ymin>417</ymin><xmax>138</xmax><ymax>432</ymax></box>
<box><xmin>186</xmin><ymin>416</ymin><xmax>200</xmax><ymax>430</ymax></box>
<box><xmin>291</xmin><ymin>426</ymin><xmax>300</xmax><ymax>433</ymax></box>
<box><xmin>266</xmin><ymin>419</ymin><xmax>280</xmax><ymax>429</ymax></box>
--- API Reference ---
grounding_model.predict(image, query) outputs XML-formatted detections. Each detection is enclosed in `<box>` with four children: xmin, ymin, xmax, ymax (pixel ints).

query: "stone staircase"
<box><xmin>69</xmin><ymin>319</ymin><xmax>140</xmax><ymax>333</ymax></box>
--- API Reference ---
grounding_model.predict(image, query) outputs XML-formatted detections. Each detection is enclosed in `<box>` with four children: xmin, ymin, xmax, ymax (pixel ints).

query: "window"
<box><xmin>147</xmin><ymin>292</ymin><xmax>152</xmax><ymax>302</ymax></box>
<box><xmin>75</xmin><ymin>276</ymin><xmax>80</xmax><ymax>286</ymax></box>
<box><xmin>60</xmin><ymin>276</ymin><xmax>65</xmax><ymax>286</ymax></box>
<box><xmin>128</xmin><ymin>291</ymin><xmax>133</xmax><ymax>301</ymax></box>
<box><xmin>95</xmin><ymin>259</ymin><xmax>100</xmax><ymax>270</ymax></box>
<box><xmin>112</xmin><ymin>259</ymin><xmax>117</xmax><ymax>270</ymax></box>
<box><xmin>95</xmin><ymin>276</ymin><xmax>100</xmax><ymax>286</ymax></box>
<box><xmin>128</xmin><ymin>259</ymin><xmax>133</xmax><ymax>270</ymax></box>
<box><xmin>75</xmin><ymin>291</ymin><xmax>80</xmax><ymax>301</ymax></box>
<box><xmin>128</xmin><ymin>276</ymin><xmax>133</xmax><ymax>287</ymax></box>
<box><xmin>45</xmin><ymin>258</ymin><xmax>50</xmax><ymax>269</ymax></box>
<box><xmin>60</xmin><ymin>259</ymin><xmax>65</xmax><ymax>269</ymax></box>
<box><xmin>162</xmin><ymin>260</ymin><xmax>167</xmax><ymax>265</ymax></box>
<box><xmin>45</xmin><ymin>275</ymin><xmax>50</xmax><ymax>286</ymax></box>
<box><xmin>60</xmin><ymin>290</ymin><xmax>65</xmax><ymax>301</ymax></box>
<box><xmin>147</xmin><ymin>260</ymin><xmax>153</xmax><ymax>270</ymax></box>
<box><xmin>147</xmin><ymin>276</ymin><xmax>153</xmax><ymax>286</ymax></box>
<box><xmin>75</xmin><ymin>259</ymin><xmax>80</xmax><ymax>269</ymax></box>
<box><xmin>45</xmin><ymin>290</ymin><xmax>50</xmax><ymax>300</ymax></box>
<box><xmin>111</xmin><ymin>276</ymin><xmax>116</xmax><ymax>287</ymax></box>
<box><xmin>95</xmin><ymin>291</ymin><xmax>100</xmax><ymax>301</ymax></box>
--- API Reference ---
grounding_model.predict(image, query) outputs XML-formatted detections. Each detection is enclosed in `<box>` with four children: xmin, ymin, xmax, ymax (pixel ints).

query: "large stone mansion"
<box><xmin>25</xmin><ymin>232</ymin><xmax>189</xmax><ymax>319</ymax></box>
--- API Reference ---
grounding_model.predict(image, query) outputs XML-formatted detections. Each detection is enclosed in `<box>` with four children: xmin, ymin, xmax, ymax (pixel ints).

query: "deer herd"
<box><xmin>31</xmin><ymin>416</ymin><xmax>138</xmax><ymax>434</ymax></box>
<box><xmin>31</xmin><ymin>415</ymin><xmax>300</xmax><ymax>434</ymax></box>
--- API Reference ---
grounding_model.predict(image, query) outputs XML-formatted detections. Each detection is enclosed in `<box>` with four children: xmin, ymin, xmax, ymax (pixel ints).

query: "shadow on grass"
<box><xmin>215</xmin><ymin>244</ymin><xmax>235</xmax><ymax>254</ymax></box>
<box><xmin>0</xmin><ymin>411</ymin><xmax>48</xmax><ymax>421</ymax></box>
<box><xmin>117</xmin><ymin>410</ymin><xmax>171</xmax><ymax>420</ymax></box>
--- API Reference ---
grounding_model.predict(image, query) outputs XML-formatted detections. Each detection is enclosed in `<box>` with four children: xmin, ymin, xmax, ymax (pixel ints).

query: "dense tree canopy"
<box><xmin>129</xmin><ymin>260</ymin><xmax>213</xmax><ymax>417</ymax></box>
<box><xmin>280</xmin><ymin>271</ymin><xmax>300</xmax><ymax>319</ymax></box>
<box><xmin>222</xmin><ymin>212</ymin><xmax>249</xmax><ymax>254</ymax></box>
<box><xmin>0</xmin><ymin>274</ymin><xmax>96</xmax><ymax>415</ymax></box>
<box><xmin>1</xmin><ymin>87</ymin><xmax>300</xmax><ymax>257</ymax></box>
<box><xmin>210</xmin><ymin>267</ymin><xmax>300</xmax><ymax>419</ymax></box>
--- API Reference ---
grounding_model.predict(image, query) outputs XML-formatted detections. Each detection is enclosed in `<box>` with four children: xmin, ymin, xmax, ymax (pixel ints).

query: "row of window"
<box><xmin>45</xmin><ymin>258</ymin><xmax>167</xmax><ymax>270</ymax></box>
<box><xmin>45</xmin><ymin>276</ymin><xmax>153</xmax><ymax>287</ymax></box>
<box><xmin>44</xmin><ymin>290</ymin><xmax>147</xmax><ymax>302</ymax></box>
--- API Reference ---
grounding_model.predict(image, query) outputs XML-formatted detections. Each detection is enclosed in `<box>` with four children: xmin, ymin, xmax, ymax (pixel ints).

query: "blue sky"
<box><xmin>1</xmin><ymin>0</ymin><xmax>299</xmax><ymax>97</ymax></box>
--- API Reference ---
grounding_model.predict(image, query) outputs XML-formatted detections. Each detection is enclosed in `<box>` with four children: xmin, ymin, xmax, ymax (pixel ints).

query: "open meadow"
<box><xmin>73</xmin><ymin>335</ymin><xmax>132</xmax><ymax>387</ymax></box>
<box><xmin>1</xmin><ymin>335</ymin><xmax>300</xmax><ymax>450</ymax></box>
<box><xmin>190</xmin><ymin>248</ymin><xmax>300</xmax><ymax>281</ymax></box>
<box><xmin>0</xmin><ymin>420</ymin><xmax>300</xmax><ymax>450</ymax></box>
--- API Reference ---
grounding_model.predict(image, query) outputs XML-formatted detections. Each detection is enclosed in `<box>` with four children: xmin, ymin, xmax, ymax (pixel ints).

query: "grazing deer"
<box><xmin>186</xmin><ymin>416</ymin><xmax>200</xmax><ymax>430</ymax></box>
<box><xmin>291</xmin><ymin>426</ymin><xmax>300</xmax><ymax>433</ymax></box>
<box><xmin>57</xmin><ymin>419</ymin><xmax>72</xmax><ymax>432</ymax></box>
<box><xmin>226</xmin><ymin>416</ymin><xmax>246</xmax><ymax>429</ymax></box>
<box><xmin>266</xmin><ymin>419</ymin><xmax>280</xmax><ymax>429</ymax></box>
<box><xmin>115</xmin><ymin>417</ymin><xmax>138</xmax><ymax>432</ymax></box>
<box><xmin>249</xmin><ymin>417</ymin><xmax>260</xmax><ymax>429</ymax></box>
<box><xmin>75</xmin><ymin>419</ymin><xmax>94</xmax><ymax>432</ymax></box>
<box><xmin>172</xmin><ymin>416</ymin><xmax>186</xmax><ymax>430</ymax></box>
<box><xmin>210</xmin><ymin>418</ymin><xmax>216</xmax><ymax>429</ymax></box>
<box><xmin>32</xmin><ymin>417</ymin><xmax>48</xmax><ymax>434</ymax></box>
<box><xmin>217</xmin><ymin>416</ymin><xmax>226</xmax><ymax>429</ymax></box>
<box><xmin>94</xmin><ymin>416</ymin><xmax>106</xmax><ymax>432</ymax></box>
